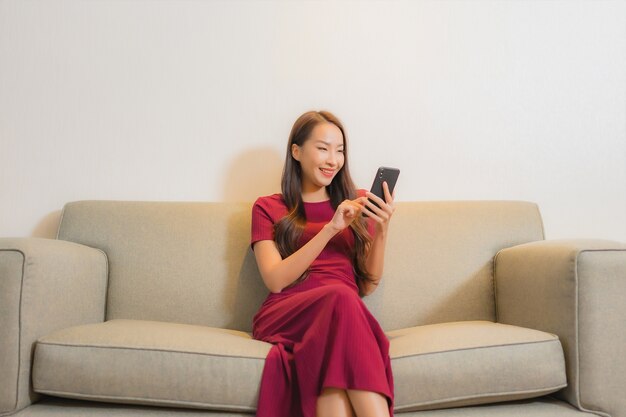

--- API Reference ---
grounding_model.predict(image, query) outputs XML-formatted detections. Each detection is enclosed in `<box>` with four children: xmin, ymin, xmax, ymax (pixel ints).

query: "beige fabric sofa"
<box><xmin>1</xmin><ymin>200</ymin><xmax>624</xmax><ymax>417</ymax></box>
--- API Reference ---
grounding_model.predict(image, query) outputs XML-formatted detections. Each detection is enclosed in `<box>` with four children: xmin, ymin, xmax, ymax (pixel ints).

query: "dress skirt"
<box><xmin>252</xmin><ymin>278</ymin><xmax>394</xmax><ymax>417</ymax></box>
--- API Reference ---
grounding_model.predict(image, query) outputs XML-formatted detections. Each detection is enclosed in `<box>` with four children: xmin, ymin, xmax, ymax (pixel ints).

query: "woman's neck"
<box><xmin>300</xmin><ymin>185</ymin><xmax>329</xmax><ymax>203</ymax></box>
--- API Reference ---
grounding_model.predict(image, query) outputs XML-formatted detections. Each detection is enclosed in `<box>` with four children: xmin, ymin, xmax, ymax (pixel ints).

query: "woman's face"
<box><xmin>292</xmin><ymin>122</ymin><xmax>345</xmax><ymax>192</ymax></box>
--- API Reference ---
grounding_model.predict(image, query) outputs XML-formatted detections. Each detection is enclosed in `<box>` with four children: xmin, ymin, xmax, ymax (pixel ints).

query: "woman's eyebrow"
<box><xmin>315</xmin><ymin>140</ymin><xmax>344</xmax><ymax>147</ymax></box>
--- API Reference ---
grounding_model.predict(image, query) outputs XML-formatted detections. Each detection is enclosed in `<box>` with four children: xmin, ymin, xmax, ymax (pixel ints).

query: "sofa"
<box><xmin>1</xmin><ymin>199</ymin><xmax>624</xmax><ymax>417</ymax></box>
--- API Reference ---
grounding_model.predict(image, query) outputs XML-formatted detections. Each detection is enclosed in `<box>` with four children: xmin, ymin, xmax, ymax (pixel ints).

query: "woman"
<box><xmin>250</xmin><ymin>110</ymin><xmax>395</xmax><ymax>417</ymax></box>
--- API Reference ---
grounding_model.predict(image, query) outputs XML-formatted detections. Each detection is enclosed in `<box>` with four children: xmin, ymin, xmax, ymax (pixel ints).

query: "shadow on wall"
<box><xmin>221</xmin><ymin>146</ymin><xmax>284</xmax><ymax>202</ymax></box>
<box><xmin>28</xmin><ymin>147</ymin><xmax>284</xmax><ymax>238</ymax></box>
<box><xmin>31</xmin><ymin>210</ymin><xmax>62</xmax><ymax>239</ymax></box>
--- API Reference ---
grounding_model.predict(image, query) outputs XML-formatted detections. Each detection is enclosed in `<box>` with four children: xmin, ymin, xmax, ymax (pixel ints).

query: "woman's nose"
<box><xmin>327</xmin><ymin>152</ymin><xmax>338</xmax><ymax>166</ymax></box>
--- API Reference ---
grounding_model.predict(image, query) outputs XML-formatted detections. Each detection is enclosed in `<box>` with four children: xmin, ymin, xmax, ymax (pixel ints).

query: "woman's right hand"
<box><xmin>327</xmin><ymin>198</ymin><xmax>366</xmax><ymax>232</ymax></box>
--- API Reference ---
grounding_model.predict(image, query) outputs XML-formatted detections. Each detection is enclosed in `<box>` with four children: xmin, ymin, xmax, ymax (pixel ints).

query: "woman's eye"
<box><xmin>318</xmin><ymin>147</ymin><xmax>327</xmax><ymax>151</ymax></box>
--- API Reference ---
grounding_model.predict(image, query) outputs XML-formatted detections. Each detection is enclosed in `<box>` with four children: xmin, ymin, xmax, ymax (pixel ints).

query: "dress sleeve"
<box><xmin>250</xmin><ymin>197</ymin><xmax>276</xmax><ymax>251</ymax></box>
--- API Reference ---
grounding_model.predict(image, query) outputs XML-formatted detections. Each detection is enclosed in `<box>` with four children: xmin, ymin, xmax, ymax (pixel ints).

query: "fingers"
<box><xmin>341</xmin><ymin>199</ymin><xmax>364</xmax><ymax>218</ymax></box>
<box><xmin>363</xmin><ymin>200</ymin><xmax>389</xmax><ymax>223</ymax></box>
<box><xmin>383</xmin><ymin>181</ymin><xmax>394</xmax><ymax>204</ymax></box>
<box><xmin>365</xmin><ymin>191</ymin><xmax>393</xmax><ymax>213</ymax></box>
<box><xmin>360</xmin><ymin>205</ymin><xmax>382</xmax><ymax>222</ymax></box>
<box><xmin>343</xmin><ymin>199</ymin><xmax>361</xmax><ymax>210</ymax></box>
<box><xmin>365</xmin><ymin>190</ymin><xmax>384</xmax><ymax>207</ymax></box>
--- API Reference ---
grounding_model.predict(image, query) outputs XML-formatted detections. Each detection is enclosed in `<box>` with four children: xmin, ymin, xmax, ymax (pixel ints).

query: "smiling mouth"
<box><xmin>320</xmin><ymin>168</ymin><xmax>334</xmax><ymax>177</ymax></box>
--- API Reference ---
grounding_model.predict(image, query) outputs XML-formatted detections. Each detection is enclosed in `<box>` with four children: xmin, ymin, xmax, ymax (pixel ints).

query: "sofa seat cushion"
<box><xmin>33</xmin><ymin>319</ymin><xmax>567</xmax><ymax>413</ymax></box>
<box><xmin>32</xmin><ymin>319</ymin><xmax>271</xmax><ymax>412</ymax></box>
<box><xmin>388</xmin><ymin>320</ymin><xmax>567</xmax><ymax>411</ymax></box>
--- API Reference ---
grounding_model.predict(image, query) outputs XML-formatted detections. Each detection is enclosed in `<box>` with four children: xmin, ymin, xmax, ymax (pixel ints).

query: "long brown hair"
<box><xmin>274</xmin><ymin>110</ymin><xmax>376</xmax><ymax>294</ymax></box>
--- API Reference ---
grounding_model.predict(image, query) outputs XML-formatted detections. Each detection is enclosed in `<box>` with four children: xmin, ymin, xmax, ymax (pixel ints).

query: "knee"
<box><xmin>328</xmin><ymin>284</ymin><xmax>358</xmax><ymax>298</ymax></box>
<box><xmin>309</xmin><ymin>285</ymin><xmax>363</xmax><ymax>320</ymax></box>
<box><xmin>324</xmin><ymin>286</ymin><xmax>364</xmax><ymax>317</ymax></box>
<box><xmin>333</xmin><ymin>285</ymin><xmax>362</xmax><ymax>304</ymax></box>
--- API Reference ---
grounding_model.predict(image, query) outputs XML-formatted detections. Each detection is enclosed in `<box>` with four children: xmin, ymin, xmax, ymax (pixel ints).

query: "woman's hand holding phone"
<box><xmin>361</xmin><ymin>166</ymin><xmax>399</xmax><ymax>233</ymax></box>
<box><xmin>327</xmin><ymin>165</ymin><xmax>399</xmax><ymax>234</ymax></box>
<box><xmin>362</xmin><ymin>181</ymin><xmax>396</xmax><ymax>233</ymax></box>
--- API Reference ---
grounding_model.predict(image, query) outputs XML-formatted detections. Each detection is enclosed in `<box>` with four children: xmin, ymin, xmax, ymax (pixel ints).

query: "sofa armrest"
<box><xmin>494</xmin><ymin>239</ymin><xmax>626</xmax><ymax>417</ymax></box>
<box><xmin>0</xmin><ymin>237</ymin><xmax>108</xmax><ymax>416</ymax></box>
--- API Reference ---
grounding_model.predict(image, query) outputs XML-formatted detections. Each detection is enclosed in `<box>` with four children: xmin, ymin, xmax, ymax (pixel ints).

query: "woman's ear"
<box><xmin>291</xmin><ymin>143</ymin><xmax>300</xmax><ymax>161</ymax></box>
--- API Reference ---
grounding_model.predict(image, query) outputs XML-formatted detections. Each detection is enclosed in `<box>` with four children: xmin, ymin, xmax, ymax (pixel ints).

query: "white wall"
<box><xmin>1</xmin><ymin>0</ymin><xmax>625</xmax><ymax>241</ymax></box>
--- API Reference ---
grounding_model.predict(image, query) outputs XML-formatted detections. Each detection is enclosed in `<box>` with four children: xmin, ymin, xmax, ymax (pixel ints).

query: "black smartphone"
<box><xmin>363</xmin><ymin>166</ymin><xmax>400</xmax><ymax>216</ymax></box>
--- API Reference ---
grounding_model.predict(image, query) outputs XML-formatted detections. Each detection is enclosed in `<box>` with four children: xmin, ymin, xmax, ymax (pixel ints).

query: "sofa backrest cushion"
<box><xmin>57</xmin><ymin>200</ymin><xmax>544</xmax><ymax>332</ymax></box>
<box><xmin>364</xmin><ymin>201</ymin><xmax>544</xmax><ymax>330</ymax></box>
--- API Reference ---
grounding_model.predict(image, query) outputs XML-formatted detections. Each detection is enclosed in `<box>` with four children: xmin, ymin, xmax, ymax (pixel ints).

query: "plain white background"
<box><xmin>1</xmin><ymin>0</ymin><xmax>625</xmax><ymax>240</ymax></box>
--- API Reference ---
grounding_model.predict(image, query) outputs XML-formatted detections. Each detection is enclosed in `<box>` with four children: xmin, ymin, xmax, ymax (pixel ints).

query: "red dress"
<box><xmin>250</xmin><ymin>189</ymin><xmax>394</xmax><ymax>417</ymax></box>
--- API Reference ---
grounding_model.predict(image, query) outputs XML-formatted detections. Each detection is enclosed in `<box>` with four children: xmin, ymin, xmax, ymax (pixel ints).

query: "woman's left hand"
<box><xmin>361</xmin><ymin>181</ymin><xmax>396</xmax><ymax>233</ymax></box>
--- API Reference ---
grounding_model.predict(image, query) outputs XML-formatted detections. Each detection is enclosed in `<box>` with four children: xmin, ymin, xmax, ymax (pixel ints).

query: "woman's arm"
<box><xmin>253</xmin><ymin>224</ymin><xmax>338</xmax><ymax>293</ymax></box>
<box><xmin>254</xmin><ymin>198</ymin><xmax>365</xmax><ymax>294</ymax></box>
<box><xmin>362</xmin><ymin>227</ymin><xmax>388</xmax><ymax>296</ymax></box>
<box><xmin>360</xmin><ymin>181</ymin><xmax>396</xmax><ymax>296</ymax></box>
